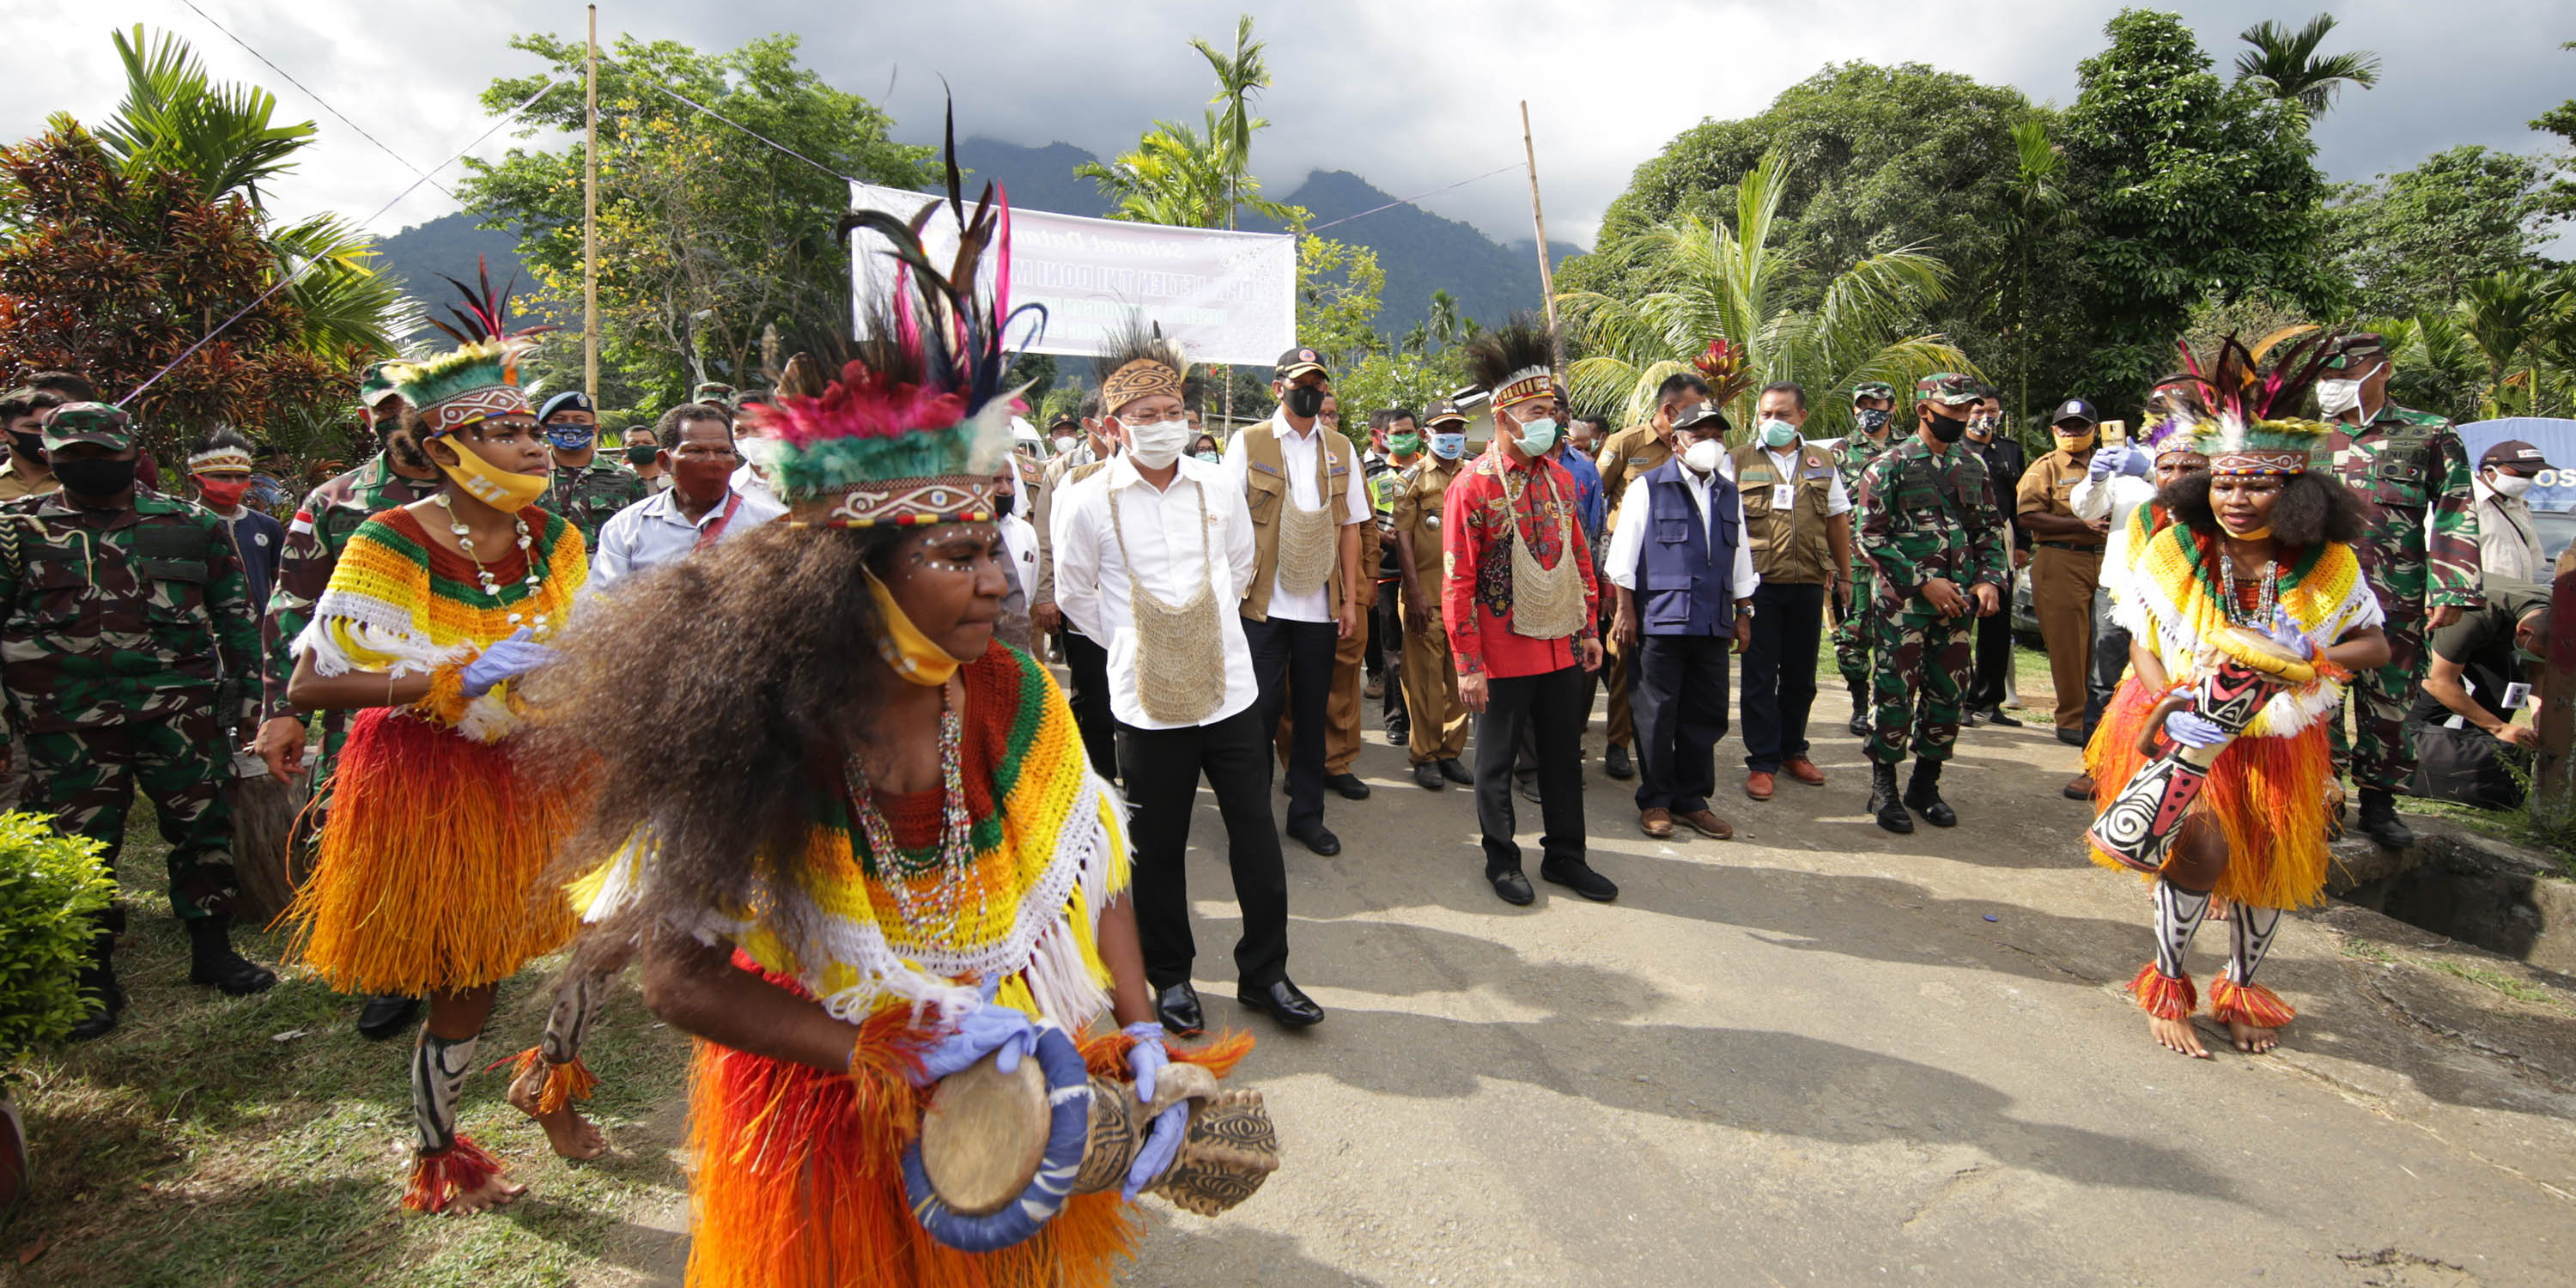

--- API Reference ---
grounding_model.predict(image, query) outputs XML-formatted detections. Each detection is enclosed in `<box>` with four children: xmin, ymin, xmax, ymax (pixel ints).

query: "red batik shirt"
<box><xmin>1440</xmin><ymin>446</ymin><xmax>1600</xmax><ymax>679</ymax></box>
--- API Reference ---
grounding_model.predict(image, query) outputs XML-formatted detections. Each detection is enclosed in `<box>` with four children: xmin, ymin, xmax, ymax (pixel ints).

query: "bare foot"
<box><xmin>445</xmin><ymin>1171</ymin><xmax>526</xmax><ymax>1215</ymax></box>
<box><xmin>2208</xmin><ymin>893</ymin><xmax>2233</xmax><ymax>923</ymax></box>
<box><xmin>2227</xmin><ymin>1018</ymin><xmax>2281</xmax><ymax>1054</ymax></box>
<box><xmin>2148</xmin><ymin>1013</ymin><xmax>2212</xmax><ymax>1059</ymax></box>
<box><xmin>507</xmin><ymin>1064</ymin><xmax>609</xmax><ymax>1160</ymax></box>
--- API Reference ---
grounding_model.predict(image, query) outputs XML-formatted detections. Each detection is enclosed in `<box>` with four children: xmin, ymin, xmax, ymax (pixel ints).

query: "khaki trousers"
<box><xmin>2031</xmin><ymin>545</ymin><xmax>2102</xmax><ymax>731</ymax></box>
<box><xmin>1399</xmin><ymin>597</ymin><xmax>1469</xmax><ymax>762</ymax></box>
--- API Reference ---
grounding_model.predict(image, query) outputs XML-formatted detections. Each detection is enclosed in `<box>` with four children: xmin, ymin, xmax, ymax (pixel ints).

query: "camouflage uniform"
<box><xmin>538</xmin><ymin>456</ymin><xmax>647</xmax><ymax>550</ymax></box>
<box><xmin>1855</xmin><ymin>438</ymin><xmax>2007</xmax><ymax>766</ymax></box>
<box><xmin>1831</xmin><ymin>425</ymin><xmax>1899</xmax><ymax>691</ymax></box>
<box><xmin>2321</xmin><ymin>401</ymin><xmax>2482</xmax><ymax>793</ymax></box>
<box><xmin>263</xmin><ymin>454</ymin><xmax>431</xmax><ymax>779</ymax></box>
<box><xmin>0</xmin><ymin>485</ymin><xmax>260</xmax><ymax>918</ymax></box>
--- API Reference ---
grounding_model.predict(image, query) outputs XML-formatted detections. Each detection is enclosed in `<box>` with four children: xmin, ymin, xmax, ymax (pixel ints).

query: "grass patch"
<box><xmin>2428</xmin><ymin>958</ymin><xmax>2567</xmax><ymax>1008</ymax></box>
<box><xmin>5</xmin><ymin>802</ymin><xmax>690</xmax><ymax>1287</ymax></box>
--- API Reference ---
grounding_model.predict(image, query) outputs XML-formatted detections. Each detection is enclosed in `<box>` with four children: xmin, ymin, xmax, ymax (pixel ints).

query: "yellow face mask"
<box><xmin>864</xmin><ymin>568</ymin><xmax>967</xmax><ymax>686</ymax></box>
<box><xmin>437</xmin><ymin>430</ymin><xmax>552</xmax><ymax>510</ymax></box>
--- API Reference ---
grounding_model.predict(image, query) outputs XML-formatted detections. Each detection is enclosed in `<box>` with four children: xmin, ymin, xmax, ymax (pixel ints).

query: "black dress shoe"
<box><xmin>1604</xmin><ymin>744</ymin><xmax>1635</xmax><ymax>780</ymax></box>
<box><xmin>1437</xmin><ymin>757</ymin><xmax>1473</xmax><ymax>785</ymax></box>
<box><xmin>1154</xmin><ymin>981</ymin><xmax>1205</xmax><ymax>1036</ymax></box>
<box><xmin>2055</xmin><ymin>727</ymin><xmax>2087</xmax><ymax>747</ymax></box>
<box><xmin>1487</xmin><ymin>867</ymin><xmax>1535</xmax><ymax>906</ymax></box>
<box><xmin>355</xmin><ymin>994</ymin><xmax>422</xmax><ymax>1041</ymax></box>
<box><xmin>1287</xmin><ymin>823</ymin><xmax>1341</xmax><ymax>856</ymax></box>
<box><xmin>1516</xmin><ymin>776</ymin><xmax>1542</xmax><ymax>805</ymax></box>
<box><xmin>1413</xmin><ymin>762</ymin><xmax>1445</xmax><ymax>790</ymax></box>
<box><xmin>1326</xmin><ymin>772</ymin><xmax>1372</xmax><ymax>801</ymax></box>
<box><xmin>1984</xmin><ymin>709</ymin><xmax>2025</xmax><ymax>728</ymax></box>
<box><xmin>1963</xmin><ymin>707</ymin><xmax>1990</xmax><ymax>726</ymax></box>
<box><xmin>1539</xmin><ymin>858</ymin><xmax>1619</xmax><ymax>902</ymax></box>
<box><xmin>1388</xmin><ymin>726</ymin><xmax>1409</xmax><ymax>747</ymax></box>
<box><xmin>1236</xmin><ymin>978</ymin><xmax>1324</xmax><ymax>1028</ymax></box>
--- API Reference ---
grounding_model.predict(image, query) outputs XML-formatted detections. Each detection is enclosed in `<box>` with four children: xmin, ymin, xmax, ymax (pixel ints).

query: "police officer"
<box><xmin>2318</xmin><ymin>332</ymin><xmax>2482</xmax><ymax>849</ymax></box>
<box><xmin>1854</xmin><ymin>374</ymin><xmax>2008</xmax><ymax>835</ymax></box>
<box><xmin>1833</xmin><ymin>380</ymin><xmax>1900</xmax><ymax>736</ymax></box>
<box><xmin>1</xmin><ymin>403</ymin><xmax>272</xmax><ymax>1040</ymax></box>
<box><xmin>535</xmin><ymin>390</ymin><xmax>646</xmax><ymax>549</ymax></box>
<box><xmin>2017</xmin><ymin>398</ymin><xmax>2109</xmax><ymax>746</ymax></box>
<box><xmin>1393</xmin><ymin>401</ymin><xmax>1475</xmax><ymax>790</ymax></box>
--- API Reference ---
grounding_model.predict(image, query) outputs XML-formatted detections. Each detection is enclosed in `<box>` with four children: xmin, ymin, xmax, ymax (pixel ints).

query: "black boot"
<box><xmin>2356</xmin><ymin>788</ymin><xmax>2417</xmax><ymax>850</ymax></box>
<box><xmin>1846</xmin><ymin>683</ymin><xmax>1872</xmax><ymax>738</ymax></box>
<box><xmin>1867</xmin><ymin>760</ymin><xmax>1913</xmax><ymax>835</ymax></box>
<box><xmin>68</xmin><ymin>909</ymin><xmax>125</xmax><ymax>1042</ymax></box>
<box><xmin>185</xmin><ymin>915</ymin><xmax>278</xmax><ymax>996</ymax></box>
<box><xmin>1903</xmin><ymin>759</ymin><xmax>1958</xmax><ymax>828</ymax></box>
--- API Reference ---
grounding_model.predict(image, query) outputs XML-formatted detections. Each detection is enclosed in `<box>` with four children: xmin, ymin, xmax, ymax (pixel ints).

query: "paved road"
<box><xmin>620</xmin><ymin>694</ymin><xmax>2576</xmax><ymax>1286</ymax></box>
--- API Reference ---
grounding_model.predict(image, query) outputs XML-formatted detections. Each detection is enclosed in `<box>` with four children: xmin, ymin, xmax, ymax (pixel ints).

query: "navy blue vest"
<box><xmin>1636</xmin><ymin>459</ymin><xmax>1741</xmax><ymax>636</ymax></box>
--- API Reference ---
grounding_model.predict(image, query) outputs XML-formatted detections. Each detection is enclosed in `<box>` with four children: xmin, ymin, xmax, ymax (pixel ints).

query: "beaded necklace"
<box><xmin>429</xmin><ymin>492</ymin><xmax>549</xmax><ymax>631</ymax></box>
<box><xmin>842</xmin><ymin>684</ymin><xmax>987</xmax><ymax>950</ymax></box>
<box><xmin>2217</xmin><ymin>546</ymin><xmax>2281</xmax><ymax>627</ymax></box>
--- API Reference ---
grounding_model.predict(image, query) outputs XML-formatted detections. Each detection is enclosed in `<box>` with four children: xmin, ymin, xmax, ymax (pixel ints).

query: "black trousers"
<box><xmin>1474</xmin><ymin>665</ymin><xmax>1590</xmax><ymax>875</ymax></box>
<box><xmin>1966</xmin><ymin>599</ymin><xmax>2014</xmax><ymax>713</ymax></box>
<box><xmin>1060</xmin><ymin>629</ymin><xmax>1118</xmax><ymax>781</ymax></box>
<box><xmin>1115</xmin><ymin>708</ymin><xmax>1291</xmax><ymax>990</ymax></box>
<box><xmin>1634</xmin><ymin>634</ymin><xmax>1732</xmax><ymax>814</ymax></box>
<box><xmin>1740</xmin><ymin>581</ymin><xmax>1824</xmax><ymax>772</ymax></box>
<box><xmin>1372</xmin><ymin>578</ymin><xmax>1406</xmax><ymax>732</ymax></box>
<box><xmin>2086</xmin><ymin>585</ymin><xmax>2128</xmax><ymax>739</ymax></box>
<box><xmin>1243</xmin><ymin>615</ymin><xmax>1336</xmax><ymax>833</ymax></box>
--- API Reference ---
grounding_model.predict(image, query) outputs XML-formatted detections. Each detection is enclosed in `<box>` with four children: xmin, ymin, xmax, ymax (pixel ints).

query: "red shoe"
<box><xmin>1744</xmin><ymin>771</ymin><xmax>1775</xmax><ymax>801</ymax></box>
<box><xmin>1781</xmin><ymin>757</ymin><xmax>1826</xmax><ymax>787</ymax></box>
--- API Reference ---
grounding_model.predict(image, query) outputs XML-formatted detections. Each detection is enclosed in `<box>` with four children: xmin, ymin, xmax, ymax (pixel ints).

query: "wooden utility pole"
<box><xmin>1520</xmin><ymin>100</ymin><xmax>1558</xmax><ymax>344</ymax></box>
<box><xmin>584</xmin><ymin>5</ymin><xmax>600</xmax><ymax>402</ymax></box>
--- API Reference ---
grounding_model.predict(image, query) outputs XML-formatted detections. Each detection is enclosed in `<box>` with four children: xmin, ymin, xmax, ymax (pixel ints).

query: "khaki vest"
<box><xmin>1239</xmin><ymin>422</ymin><xmax>1353</xmax><ymax>622</ymax></box>
<box><xmin>1729</xmin><ymin>441</ymin><xmax>1836</xmax><ymax>585</ymax></box>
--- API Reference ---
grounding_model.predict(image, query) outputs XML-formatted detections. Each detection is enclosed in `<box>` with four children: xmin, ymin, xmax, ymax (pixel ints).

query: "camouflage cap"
<box><xmin>1850</xmin><ymin>381</ymin><xmax>1896</xmax><ymax>401</ymax></box>
<box><xmin>2322</xmin><ymin>332</ymin><xmax>2389</xmax><ymax>371</ymax></box>
<box><xmin>40</xmin><ymin>401</ymin><xmax>134</xmax><ymax>452</ymax></box>
<box><xmin>356</xmin><ymin>361</ymin><xmax>403</xmax><ymax>407</ymax></box>
<box><xmin>1913</xmin><ymin>373</ymin><xmax>1982</xmax><ymax>407</ymax></box>
<box><xmin>691</xmin><ymin>381</ymin><xmax>738</xmax><ymax>405</ymax></box>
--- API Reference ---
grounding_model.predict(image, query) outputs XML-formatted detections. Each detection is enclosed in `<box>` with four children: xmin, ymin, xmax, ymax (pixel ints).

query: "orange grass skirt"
<box><xmin>283</xmin><ymin>708</ymin><xmax>578</xmax><ymax>994</ymax></box>
<box><xmin>2084</xmin><ymin>677</ymin><xmax>2332</xmax><ymax>910</ymax></box>
<box><xmin>687</xmin><ymin>959</ymin><xmax>1253</xmax><ymax>1288</ymax></box>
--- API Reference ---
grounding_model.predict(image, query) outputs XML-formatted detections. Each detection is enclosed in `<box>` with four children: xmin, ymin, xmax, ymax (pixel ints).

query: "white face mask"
<box><xmin>2316</xmin><ymin>362</ymin><xmax>2379</xmax><ymax>418</ymax></box>
<box><xmin>2489</xmin><ymin>470</ymin><xmax>2537</xmax><ymax>499</ymax></box>
<box><xmin>1681</xmin><ymin>439</ymin><xmax>1725</xmax><ymax>476</ymax></box>
<box><xmin>1052</xmin><ymin>436</ymin><xmax>1076</xmax><ymax>454</ymax></box>
<box><xmin>1124</xmin><ymin>418</ymin><xmax>1194</xmax><ymax>469</ymax></box>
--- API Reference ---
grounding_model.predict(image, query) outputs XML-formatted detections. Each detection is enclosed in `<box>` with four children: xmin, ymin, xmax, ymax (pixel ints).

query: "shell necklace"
<box><xmin>844</xmin><ymin>683</ymin><xmax>987</xmax><ymax>949</ymax></box>
<box><xmin>429</xmin><ymin>492</ymin><xmax>548</xmax><ymax>631</ymax></box>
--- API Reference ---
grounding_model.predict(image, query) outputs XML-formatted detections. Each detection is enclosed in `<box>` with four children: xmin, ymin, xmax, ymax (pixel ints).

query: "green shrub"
<box><xmin>0</xmin><ymin>811</ymin><xmax>114</xmax><ymax>1073</ymax></box>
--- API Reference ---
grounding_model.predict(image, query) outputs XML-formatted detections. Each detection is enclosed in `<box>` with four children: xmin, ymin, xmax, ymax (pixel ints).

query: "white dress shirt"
<box><xmin>1605</xmin><ymin>466</ymin><xmax>1761</xmax><ymax>599</ymax></box>
<box><xmin>1220</xmin><ymin>412</ymin><xmax>1370</xmax><ymax>623</ymax></box>
<box><xmin>1755</xmin><ymin>443</ymin><xmax>1853</xmax><ymax>515</ymax></box>
<box><xmin>2073</xmin><ymin>471</ymin><xmax>2160</xmax><ymax>605</ymax></box>
<box><xmin>588</xmin><ymin>485</ymin><xmax>787</xmax><ymax>590</ymax></box>
<box><xmin>1053</xmin><ymin>454</ymin><xmax>1261</xmax><ymax>730</ymax></box>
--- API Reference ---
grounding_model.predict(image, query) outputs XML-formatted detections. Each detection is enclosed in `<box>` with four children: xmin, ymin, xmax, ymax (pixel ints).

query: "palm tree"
<box><xmin>269</xmin><ymin>213</ymin><xmax>422</xmax><ymax>356</ymax></box>
<box><xmin>2456</xmin><ymin>269</ymin><xmax>2559</xmax><ymax>416</ymax></box>
<box><xmin>97</xmin><ymin>25</ymin><xmax>313</xmax><ymax>207</ymax></box>
<box><xmin>1191</xmin><ymin>15</ymin><xmax>1272</xmax><ymax>234</ymax></box>
<box><xmin>1998</xmin><ymin>118</ymin><xmax>2068</xmax><ymax>428</ymax></box>
<box><xmin>1076</xmin><ymin>112</ymin><xmax>1294</xmax><ymax>230</ymax></box>
<box><xmin>1558</xmin><ymin>150</ymin><xmax>1969</xmax><ymax>440</ymax></box>
<box><xmin>2235</xmin><ymin>15</ymin><xmax>2382</xmax><ymax>117</ymax></box>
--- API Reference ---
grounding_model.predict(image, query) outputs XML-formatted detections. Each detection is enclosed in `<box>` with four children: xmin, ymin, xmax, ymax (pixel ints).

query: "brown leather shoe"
<box><xmin>2063</xmin><ymin>773</ymin><xmax>2094</xmax><ymax>801</ymax></box>
<box><xmin>1744</xmin><ymin>771</ymin><xmax>1776</xmax><ymax>801</ymax></box>
<box><xmin>1639</xmin><ymin>807</ymin><xmax>1674</xmax><ymax>839</ymax></box>
<box><xmin>1676</xmin><ymin>808</ymin><xmax>1735</xmax><ymax>840</ymax></box>
<box><xmin>1781</xmin><ymin>757</ymin><xmax>1826</xmax><ymax>786</ymax></box>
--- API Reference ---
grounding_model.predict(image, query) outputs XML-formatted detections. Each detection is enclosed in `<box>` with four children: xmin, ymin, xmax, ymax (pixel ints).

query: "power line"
<box><xmin>174</xmin><ymin>0</ymin><xmax>456</xmax><ymax>202</ymax></box>
<box><xmin>1307</xmin><ymin>163</ymin><xmax>1524</xmax><ymax>232</ymax></box>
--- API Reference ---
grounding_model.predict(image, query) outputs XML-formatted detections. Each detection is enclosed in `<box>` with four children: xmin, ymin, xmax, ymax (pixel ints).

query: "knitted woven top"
<box><xmin>2114</xmin><ymin>524</ymin><xmax>2381</xmax><ymax>738</ymax></box>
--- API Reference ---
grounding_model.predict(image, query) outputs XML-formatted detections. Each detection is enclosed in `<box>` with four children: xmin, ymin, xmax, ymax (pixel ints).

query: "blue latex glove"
<box><xmin>1122</xmin><ymin>1021</ymin><xmax>1169</xmax><ymax>1103</ymax></box>
<box><xmin>1122</xmin><ymin>1103</ymin><xmax>1188</xmax><ymax>1200</ymax></box>
<box><xmin>908</xmin><ymin>981</ymin><xmax>1036</xmax><ymax>1087</ymax></box>
<box><xmin>2164</xmin><ymin>708</ymin><xmax>2229</xmax><ymax>749</ymax></box>
<box><xmin>2266</xmin><ymin>611</ymin><xmax>2317</xmax><ymax>661</ymax></box>
<box><xmin>460</xmin><ymin>627</ymin><xmax>556</xmax><ymax>696</ymax></box>
<box><xmin>2111</xmin><ymin>445</ymin><xmax>2152</xmax><ymax>478</ymax></box>
<box><xmin>2087</xmin><ymin>447</ymin><xmax>2119</xmax><ymax>480</ymax></box>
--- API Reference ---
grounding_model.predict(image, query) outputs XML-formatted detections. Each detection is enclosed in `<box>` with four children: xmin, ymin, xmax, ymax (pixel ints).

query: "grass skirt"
<box><xmin>283</xmin><ymin>707</ymin><xmax>577</xmax><ymax>994</ymax></box>
<box><xmin>2085</xmin><ymin>677</ymin><xmax>2332</xmax><ymax>910</ymax></box>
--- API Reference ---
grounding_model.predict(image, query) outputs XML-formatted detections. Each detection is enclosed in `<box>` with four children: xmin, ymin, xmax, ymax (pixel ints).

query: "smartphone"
<box><xmin>2099</xmin><ymin>420</ymin><xmax>2128</xmax><ymax>446</ymax></box>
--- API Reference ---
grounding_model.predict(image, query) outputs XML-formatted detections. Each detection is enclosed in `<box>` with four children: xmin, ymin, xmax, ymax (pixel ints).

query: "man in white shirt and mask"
<box><xmin>2473</xmin><ymin>440</ymin><xmax>2551</xmax><ymax>588</ymax></box>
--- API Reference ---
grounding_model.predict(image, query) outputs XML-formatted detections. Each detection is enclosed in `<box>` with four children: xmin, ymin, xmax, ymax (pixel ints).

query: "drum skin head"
<box><xmin>920</xmin><ymin>1050</ymin><xmax>1049</xmax><ymax>1217</ymax></box>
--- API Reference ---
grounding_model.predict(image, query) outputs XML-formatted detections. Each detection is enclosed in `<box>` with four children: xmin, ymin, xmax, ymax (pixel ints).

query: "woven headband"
<box><xmin>1492</xmin><ymin>367</ymin><xmax>1553</xmax><ymax>410</ymax></box>
<box><xmin>422</xmin><ymin>386</ymin><xmax>532</xmax><ymax>436</ymax></box>
<box><xmin>786</xmin><ymin>475</ymin><xmax>998</xmax><ymax>529</ymax></box>
<box><xmin>1101</xmin><ymin>359</ymin><xmax>1183</xmax><ymax>416</ymax></box>
<box><xmin>187</xmin><ymin>447</ymin><xmax>255</xmax><ymax>472</ymax></box>
<box><xmin>2208</xmin><ymin>449</ymin><xmax>2307</xmax><ymax>477</ymax></box>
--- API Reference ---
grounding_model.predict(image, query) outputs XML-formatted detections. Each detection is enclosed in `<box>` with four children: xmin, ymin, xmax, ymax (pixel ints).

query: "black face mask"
<box><xmin>1284</xmin><ymin>386</ymin><xmax>1326</xmax><ymax>420</ymax></box>
<box><xmin>994</xmin><ymin>489</ymin><xmax>1017</xmax><ymax>519</ymax></box>
<box><xmin>625</xmin><ymin>444</ymin><xmax>659</xmax><ymax>466</ymax></box>
<box><xmin>1925</xmin><ymin>411</ymin><xmax>1967</xmax><ymax>444</ymax></box>
<box><xmin>54</xmin><ymin>456</ymin><xmax>136</xmax><ymax>498</ymax></box>
<box><xmin>8</xmin><ymin>432</ymin><xmax>46</xmax><ymax>465</ymax></box>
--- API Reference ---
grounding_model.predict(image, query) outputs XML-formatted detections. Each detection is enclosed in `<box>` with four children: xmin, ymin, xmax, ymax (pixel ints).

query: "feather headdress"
<box><xmin>746</xmin><ymin>110</ymin><xmax>1043</xmax><ymax>527</ymax></box>
<box><xmin>1463</xmin><ymin>312</ymin><xmax>1559</xmax><ymax>412</ymax></box>
<box><xmin>385</xmin><ymin>257</ymin><xmax>544</xmax><ymax>436</ymax></box>
<box><xmin>1093</xmin><ymin>315</ymin><xmax>1195</xmax><ymax>417</ymax></box>
<box><xmin>2178</xmin><ymin>326</ymin><xmax>2339</xmax><ymax>477</ymax></box>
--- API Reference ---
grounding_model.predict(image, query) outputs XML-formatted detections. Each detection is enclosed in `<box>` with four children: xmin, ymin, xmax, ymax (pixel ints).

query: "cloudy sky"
<box><xmin>3</xmin><ymin>0</ymin><xmax>2569</xmax><ymax>249</ymax></box>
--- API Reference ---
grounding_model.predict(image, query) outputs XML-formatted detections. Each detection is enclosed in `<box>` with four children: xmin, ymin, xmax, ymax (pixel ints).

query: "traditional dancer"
<box><xmin>281</xmin><ymin>285</ymin><xmax>605</xmax><ymax>1212</ymax></box>
<box><xmin>541</xmin><ymin>181</ymin><xmax>1242</xmax><ymax>1285</ymax></box>
<box><xmin>2090</xmin><ymin>332</ymin><xmax>2390</xmax><ymax>1058</ymax></box>
<box><xmin>2068</xmin><ymin>380</ymin><xmax>2210</xmax><ymax>800</ymax></box>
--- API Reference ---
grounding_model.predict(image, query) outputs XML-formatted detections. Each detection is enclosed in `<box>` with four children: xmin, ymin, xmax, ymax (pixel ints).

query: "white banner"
<box><xmin>848</xmin><ymin>182</ymin><xmax>1296</xmax><ymax>366</ymax></box>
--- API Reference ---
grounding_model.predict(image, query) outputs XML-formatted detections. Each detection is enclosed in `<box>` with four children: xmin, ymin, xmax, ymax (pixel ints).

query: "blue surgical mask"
<box><xmin>1430</xmin><ymin>431</ymin><xmax>1467</xmax><ymax>459</ymax></box>
<box><xmin>1194</xmin><ymin>450</ymin><xmax>1221</xmax><ymax>465</ymax></box>
<box><xmin>1759</xmin><ymin>419</ymin><xmax>1800</xmax><ymax>449</ymax></box>
<box><xmin>1511</xmin><ymin>416</ymin><xmax>1558</xmax><ymax>457</ymax></box>
<box><xmin>544</xmin><ymin>422</ymin><xmax>596</xmax><ymax>451</ymax></box>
